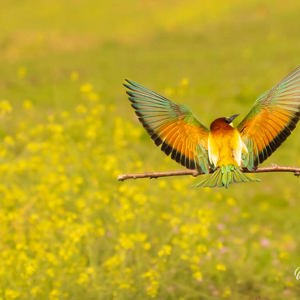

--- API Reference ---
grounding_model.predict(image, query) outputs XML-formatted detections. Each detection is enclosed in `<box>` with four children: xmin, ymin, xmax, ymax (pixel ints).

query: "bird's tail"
<box><xmin>194</xmin><ymin>165</ymin><xmax>259</xmax><ymax>188</ymax></box>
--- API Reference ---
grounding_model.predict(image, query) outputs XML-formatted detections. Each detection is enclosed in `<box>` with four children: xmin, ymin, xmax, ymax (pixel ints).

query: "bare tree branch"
<box><xmin>117</xmin><ymin>165</ymin><xmax>300</xmax><ymax>181</ymax></box>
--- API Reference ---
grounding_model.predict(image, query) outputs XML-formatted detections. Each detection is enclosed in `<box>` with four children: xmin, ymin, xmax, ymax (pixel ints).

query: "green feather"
<box><xmin>194</xmin><ymin>165</ymin><xmax>260</xmax><ymax>189</ymax></box>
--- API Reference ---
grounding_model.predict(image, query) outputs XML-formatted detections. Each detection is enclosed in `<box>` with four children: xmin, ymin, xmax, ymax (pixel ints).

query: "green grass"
<box><xmin>0</xmin><ymin>1</ymin><xmax>300</xmax><ymax>299</ymax></box>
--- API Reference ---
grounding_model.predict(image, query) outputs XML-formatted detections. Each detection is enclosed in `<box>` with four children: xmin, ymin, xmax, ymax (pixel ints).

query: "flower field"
<box><xmin>0</xmin><ymin>1</ymin><xmax>300</xmax><ymax>299</ymax></box>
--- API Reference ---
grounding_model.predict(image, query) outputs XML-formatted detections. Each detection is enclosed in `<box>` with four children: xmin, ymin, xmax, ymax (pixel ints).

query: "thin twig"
<box><xmin>117</xmin><ymin>165</ymin><xmax>300</xmax><ymax>181</ymax></box>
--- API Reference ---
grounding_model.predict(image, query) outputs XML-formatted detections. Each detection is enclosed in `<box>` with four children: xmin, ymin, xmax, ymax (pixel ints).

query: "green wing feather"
<box><xmin>238</xmin><ymin>66</ymin><xmax>300</xmax><ymax>170</ymax></box>
<box><xmin>124</xmin><ymin>79</ymin><xmax>210</xmax><ymax>172</ymax></box>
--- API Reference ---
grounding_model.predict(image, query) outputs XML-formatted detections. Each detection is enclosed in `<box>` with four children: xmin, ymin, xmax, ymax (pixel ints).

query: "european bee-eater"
<box><xmin>124</xmin><ymin>67</ymin><xmax>300</xmax><ymax>188</ymax></box>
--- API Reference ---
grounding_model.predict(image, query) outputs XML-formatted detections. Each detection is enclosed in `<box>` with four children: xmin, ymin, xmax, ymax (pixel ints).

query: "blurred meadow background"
<box><xmin>0</xmin><ymin>1</ymin><xmax>300</xmax><ymax>299</ymax></box>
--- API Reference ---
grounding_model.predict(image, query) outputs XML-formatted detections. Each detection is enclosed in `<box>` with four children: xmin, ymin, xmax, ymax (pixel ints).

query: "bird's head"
<box><xmin>225</xmin><ymin>114</ymin><xmax>239</xmax><ymax>124</ymax></box>
<box><xmin>210</xmin><ymin>114</ymin><xmax>239</xmax><ymax>131</ymax></box>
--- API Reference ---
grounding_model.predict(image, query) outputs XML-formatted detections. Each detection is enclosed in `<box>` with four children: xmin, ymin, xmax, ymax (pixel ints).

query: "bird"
<box><xmin>124</xmin><ymin>67</ymin><xmax>300</xmax><ymax>188</ymax></box>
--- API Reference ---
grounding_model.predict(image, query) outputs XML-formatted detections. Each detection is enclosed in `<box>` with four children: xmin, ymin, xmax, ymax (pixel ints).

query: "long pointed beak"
<box><xmin>225</xmin><ymin>114</ymin><xmax>239</xmax><ymax>124</ymax></box>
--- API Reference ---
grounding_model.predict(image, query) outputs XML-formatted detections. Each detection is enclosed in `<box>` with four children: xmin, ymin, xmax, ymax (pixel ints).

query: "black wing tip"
<box><xmin>123</xmin><ymin>81</ymin><xmax>134</xmax><ymax>90</ymax></box>
<box><xmin>135</xmin><ymin>115</ymin><xmax>198</xmax><ymax>170</ymax></box>
<box><xmin>123</xmin><ymin>79</ymin><xmax>136</xmax><ymax>90</ymax></box>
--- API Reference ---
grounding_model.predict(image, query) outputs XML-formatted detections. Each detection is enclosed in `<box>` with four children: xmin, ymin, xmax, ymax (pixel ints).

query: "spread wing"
<box><xmin>238</xmin><ymin>66</ymin><xmax>300</xmax><ymax>170</ymax></box>
<box><xmin>124</xmin><ymin>79</ymin><xmax>210</xmax><ymax>172</ymax></box>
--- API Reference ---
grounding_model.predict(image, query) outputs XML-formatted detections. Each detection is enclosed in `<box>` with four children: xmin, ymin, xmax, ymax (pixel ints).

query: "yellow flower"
<box><xmin>226</xmin><ymin>197</ymin><xmax>236</xmax><ymax>206</ymax></box>
<box><xmin>70</xmin><ymin>71</ymin><xmax>79</xmax><ymax>81</ymax></box>
<box><xmin>143</xmin><ymin>242</ymin><xmax>151</xmax><ymax>250</ymax></box>
<box><xmin>23</xmin><ymin>100</ymin><xmax>33</xmax><ymax>110</ymax></box>
<box><xmin>88</xmin><ymin>92</ymin><xmax>99</xmax><ymax>101</ymax></box>
<box><xmin>193</xmin><ymin>271</ymin><xmax>203</xmax><ymax>281</ymax></box>
<box><xmin>119</xmin><ymin>283</ymin><xmax>131</xmax><ymax>289</ymax></box>
<box><xmin>180</xmin><ymin>77</ymin><xmax>189</xmax><ymax>87</ymax></box>
<box><xmin>216</xmin><ymin>263</ymin><xmax>227</xmax><ymax>271</ymax></box>
<box><xmin>0</xmin><ymin>100</ymin><xmax>13</xmax><ymax>115</ymax></box>
<box><xmin>143</xmin><ymin>270</ymin><xmax>160</xmax><ymax>298</ymax></box>
<box><xmin>104</xmin><ymin>255</ymin><xmax>122</xmax><ymax>269</ymax></box>
<box><xmin>222</xmin><ymin>287</ymin><xmax>232</xmax><ymax>298</ymax></box>
<box><xmin>50</xmin><ymin>289</ymin><xmax>60</xmax><ymax>300</ymax></box>
<box><xmin>278</xmin><ymin>251</ymin><xmax>289</xmax><ymax>260</ymax></box>
<box><xmin>25</xmin><ymin>262</ymin><xmax>36</xmax><ymax>276</ymax></box>
<box><xmin>30</xmin><ymin>286</ymin><xmax>40</xmax><ymax>296</ymax></box>
<box><xmin>146</xmin><ymin>280</ymin><xmax>159</xmax><ymax>298</ymax></box>
<box><xmin>164</xmin><ymin>87</ymin><xmax>174</xmax><ymax>97</ymax></box>
<box><xmin>77</xmin><ymin>272</ymin><xmax>89</xmax><ymax>285</ymax></box>
<box><xmin>46</xmin><ymin>268</ymin><xmax>55</xmax><ymax>277</ymax></box>
<box><xmin>80</xmin><ymin>83</ymin><xmax>93</xmax><ymax>93</ymax></box>
<box><xmin>158</xmin><ymin>245</ymin><xmax>172</xmax><ymax>257</ymax></box>
<box><xmin>119</xmin><ymin>234</ymin><xmax>135</xmax><ymax>250</ymax></box>
<box><xmin>5</xmin><ymin>289</ymin><xmax>20</xmax><ymax>300</ymax></box>
<box><xmin>3</xmin><ymin>136</ymin><xmax>15</xmax><ymax>146</ymax></box>
<box><xmin>76</xmin><ymin>104</ymin><xmax>87</xmax><ymax>114</ymax></box>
